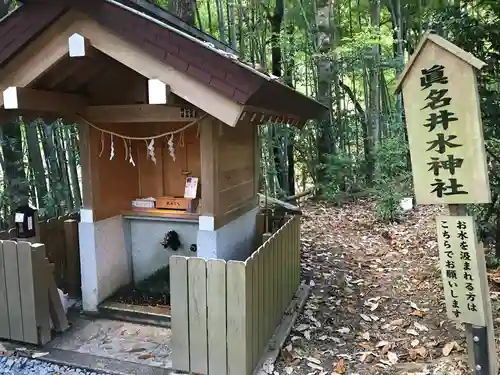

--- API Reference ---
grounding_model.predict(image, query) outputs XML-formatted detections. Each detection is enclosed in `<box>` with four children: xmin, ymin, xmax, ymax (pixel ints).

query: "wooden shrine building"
<box><xmin>0</xmin><ymin>0</ymin><xmax>326</xmax><ymax>315</ymax></box>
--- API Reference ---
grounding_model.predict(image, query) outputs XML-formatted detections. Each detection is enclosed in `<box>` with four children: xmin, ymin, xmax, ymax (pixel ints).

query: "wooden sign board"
<box><xmin>397</xmin><ymin>34</ymin><xmax>490</xmax><ymax>204</ymax></box>
<box><xmin>436</xmin><ymin>216</ymin><xmax>486</xmax><ymax>326</ymax></box>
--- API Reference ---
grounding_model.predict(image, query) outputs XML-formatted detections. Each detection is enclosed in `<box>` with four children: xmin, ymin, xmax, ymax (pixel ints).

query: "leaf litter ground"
<box><xmin>272</xmin><ymin>200</ymin><xmax>498</xmax><ymax>375</ymax></box>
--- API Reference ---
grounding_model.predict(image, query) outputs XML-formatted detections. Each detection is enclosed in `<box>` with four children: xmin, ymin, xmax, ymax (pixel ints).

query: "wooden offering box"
<box><xmin>155</xmin><ymin>196</ymin><xmax>199</xmax><ymax>213</ymax></box>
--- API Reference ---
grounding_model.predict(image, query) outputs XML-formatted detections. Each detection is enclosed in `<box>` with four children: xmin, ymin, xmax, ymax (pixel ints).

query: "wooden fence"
<box><xmin>0</xmin><ymin>213</ymin><xmax>81</xmax><ymax>297</ymax></box>
<box><xmin>0</xmin><ymin>241</ymin><xmax>52</xmax><ymax>345</ymax></box>
<box><xmin>170</xmin><ymin>215</ymin><xmax>301</xmax><ymax>375</ymax></box>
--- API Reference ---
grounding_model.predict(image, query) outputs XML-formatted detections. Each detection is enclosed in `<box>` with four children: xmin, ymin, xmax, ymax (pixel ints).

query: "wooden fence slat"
<box><xmin>4</xmin><ymin>241</ymin><xmax>23</xmax><ymax>341</ymax></box>
<box><xmin>275</xmin><ymin>232</ymin><xmax>282</xmax><ymax>327</ymax></box>
<box><xmin>257</xmin><ymin>244</ymin><xmax>265</xmax><ymax>360</ymax></box>
<box><xmin>32</xmin><ymin>244</ymin><xmax>51</xmax><ymax>345</ymax></box>
<box><xmin>170</xmin><ymin>256</ymin><xmax>190</xmax><ymax>372</ymax></box>
<box><xmin>251</xmin><ymin>251</ymin><xmax>260</xmax><ymax>369</ymax></box>
<box><xmin>227</xmin><ymin>260</ymin><xmax>248</xmax><ymax>375</ymax></box>
<box><xmin>293</xmin><ymin>217</ymin><xmax>300</xmax><ymax>292</ymax></box>
<box><xmin>207</xmin><ymin>260</ymin><xmax>227</xmax><ymax>375</ymax></box>
<box><xmin>64</xmin><ymin>219</ymin><xmax>81</xmax><ymax>297</ymax></box>
<box><xmin>287</xmin><ymin>220</ymin><xmax>294</xmax><ymax>300</ymax></box>
<box><xmin>244</xmin><ymin>256</ymin><xmax>254</xmax><ymax>374</ymax></box>
<box><xmin>0</xmin><ymin>241</ymin><xmax>9</xmax><ymax>339</ymax></box>
<box><xmin>188</xmin><ymin>258</ymin><xmax>208</xmax><ymax>375</ymax></box>
<box><xmin>273</xmin><ymin>227</ymin><xmax>286</xmax><ymax>322</ymax></box>
<box><xmin>283</xmin><ymin>223</ymin><xmax>290</xmax><ymax>309</ymax></box>
<box><xmin>263</xmin><ymin>239</ymin><xmax>272</xmax><ymax>346</ymax></box>
<box><xmin>17</xmin><ymin>241</ymin><xmax>38</xmax><ymax>344</ymax></box>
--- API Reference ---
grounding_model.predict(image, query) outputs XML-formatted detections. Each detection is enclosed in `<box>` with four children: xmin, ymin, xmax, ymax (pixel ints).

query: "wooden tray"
<box><xmin>155</xmin><ymin>196</ymin><xmax>199</xmax><ymax>213</ymax></box>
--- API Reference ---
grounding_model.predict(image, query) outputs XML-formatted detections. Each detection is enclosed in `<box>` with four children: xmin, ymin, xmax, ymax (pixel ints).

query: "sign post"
<box><xmin>396</xmin><ymin>32</ymin><xmax>497</xmax><ymax>374</ymax></box>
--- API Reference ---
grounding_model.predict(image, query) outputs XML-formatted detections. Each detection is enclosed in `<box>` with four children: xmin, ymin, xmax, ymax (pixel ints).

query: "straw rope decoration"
<box><xmin>76</xmin><ymin>113</ymin><xmax>207</xmax><ymax>166</ymax></box>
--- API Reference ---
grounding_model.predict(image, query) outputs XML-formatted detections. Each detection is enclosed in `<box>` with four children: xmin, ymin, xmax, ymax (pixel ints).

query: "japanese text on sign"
<box><xmin>401</xmin><ymin>42</ymin><xmax>490</xmax><ymax>204</ymax></box>
<box><xmin>420</xmin><ymin>65</ymin><xmax>467</xmax><ymax>199</ymax></box>
<box><xmin>436</xmin><ymin>216</ymin><xmax>485</xmax><ymax>326</ymax></box>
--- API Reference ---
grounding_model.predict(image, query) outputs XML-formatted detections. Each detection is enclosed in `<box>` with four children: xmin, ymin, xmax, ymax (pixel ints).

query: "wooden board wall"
<box><xmin>216</xmin><ymin>121</ymin><xmax>257</xmax><ymax>217</ymax></box>
<box><xmin>89</xmin><ymin>123</ymin><xmax>139</xmax><ymax>221</ymax></box>
<box><xmin>90</xmin><ymin>122</ymin><xmax>201</xmax><ymax>221</ymax></box>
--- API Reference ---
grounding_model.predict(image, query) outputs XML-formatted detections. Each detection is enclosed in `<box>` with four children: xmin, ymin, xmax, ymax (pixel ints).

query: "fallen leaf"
<box><xmin>406</xmin><ymin>329</ymin><xmax>419</xmax><ymax>336</ymax></box>
<box><xmin>303</xmin><ymin>330</ymin><xmax>311</xmax><ymax>340</ymax></box>
<box><xmin>307</xmin><ymin>357</ymin><xmax>321</xmax><ymax>365</ymax></box>
<box><xmin>390</xmin><ymin>319</ymin><xmax>404</xmax><ymax>326</ymax></box>
<box><xmin>414</xmin><ymin>322</ymin><xmax>428</xmax><ymax>332</ymax></box>
<box><xmin>407</xmin><ymin>301</ymin><xmax>420</xmax><ymax>310</ymax></box>
<box><xmin>334</xmin><ymin>358</ymin><xmax>345</xmax><ymax>374</ymax></box>
<box><xmin>443</xmin><ymin>341</ymin><xmax>458</xmax><ymax>356</ymax></box>
<box><xmin>138</xmin><ymin>353</ymin><xmax>153</xmax><ymax>359</ymax></box>
<box><xmin>337</xmin><ymin>327</ymin><xmax>350</xmax><ymax>334</ymax></box>
<box><xmin>376</xmin><ymin>341</ymin><xmax>390</xmax><ymax>348</ymax></box>
<box><xmin>295</xmin><ymin>324</ymin><xmax>309</xmax><ymax>332</ymax></box>
<box><xmin>410</xmin><ymin>339</ymin><xmax>420</xmax><ymax>347</ymax></box>
<box><xmin>359</xmin><ymin>352</ymin><xmax>374</xmax><ymax>363</ymax></box>
<box><xmin>387</xmin><ymin>351</ymin><xmax>398</xmax><ymax>364</ymax></box>
<box><xmin>381</xmin><ymin>343</ymin><xmax>392</xmax><ymax>355</ymax></box>
<box><xmin>410</xmin><ymin>310</ymin><xmax>425</xmax><ymax>317</ymax></box>
<box><xmin>307</xmin><ymin>362</ymin><xmax>323</xmax><ymax>370</ymax></box>
<box><xmin>359</xmin><ymin>342</ymin><xmax>372</xmax><ymax>350</ymax></box>
<box><xmin>360</xmin><ymin>314</ymin><xmax>372</xmax><ymax>322</ymax></box>
<box><xmin>415</xmin><ymin>347</ymin><xmax>428</xmax><ymax>358</ymax></box>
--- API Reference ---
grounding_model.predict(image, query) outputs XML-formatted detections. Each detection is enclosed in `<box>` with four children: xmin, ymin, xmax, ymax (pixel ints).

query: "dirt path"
<box><xmin>273</xmin><ymin>200</ymin><xmax>497</xmax><ymax>375</ymax></box>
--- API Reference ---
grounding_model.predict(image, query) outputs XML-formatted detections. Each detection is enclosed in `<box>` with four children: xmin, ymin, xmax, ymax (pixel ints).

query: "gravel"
<box><xmin>0</xmin><ymin>355</ymin><xmax>108</xmax><ymax>375</ymax></box>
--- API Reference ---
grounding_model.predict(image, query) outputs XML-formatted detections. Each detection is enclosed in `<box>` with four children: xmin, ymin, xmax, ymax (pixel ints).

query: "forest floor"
<box><xmin>273</xmin><ymin>200</ymin><xmax>500</xmax><ymax>375</ymax></box>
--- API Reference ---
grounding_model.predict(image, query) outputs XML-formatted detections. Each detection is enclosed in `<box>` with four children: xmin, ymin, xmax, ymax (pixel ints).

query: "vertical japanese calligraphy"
<box><xmin>400</xmin><ymin>37</ymin><xmax>490</xmax><ymax>204</ymax></box>
<box><xmin>436</xmin><ymin>216</ymin><xmax>485</xmax><ymax>326</ymax></box>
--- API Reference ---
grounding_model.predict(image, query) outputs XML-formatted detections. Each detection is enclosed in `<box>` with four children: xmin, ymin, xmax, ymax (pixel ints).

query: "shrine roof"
<box><xmin>0</xmin><ymin>0</ymin><xmax>327</xmax><ymax>123</ymax></box>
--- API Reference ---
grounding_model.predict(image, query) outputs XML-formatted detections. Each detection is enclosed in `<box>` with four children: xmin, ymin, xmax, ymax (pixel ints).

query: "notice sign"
<box><xmin>436</xmin><ymin>216</ymin><xmax>486</xmax><ymax>326</ymax></box>
<box><xmin>398</xmin><ymin>34</ymin><xmax>490</xmax><ymax>204</ymax></box>
<box><xmin>184</xmin><ymin>177</ymin><xmax>198</xmax><ymax>199</ymax></box>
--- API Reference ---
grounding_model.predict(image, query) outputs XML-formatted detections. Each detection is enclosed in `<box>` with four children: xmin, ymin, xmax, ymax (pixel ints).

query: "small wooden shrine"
<box><xmin>0</xmin><ymin>0</ymin><xmax>326</xmax><ymax>312</ymax></box>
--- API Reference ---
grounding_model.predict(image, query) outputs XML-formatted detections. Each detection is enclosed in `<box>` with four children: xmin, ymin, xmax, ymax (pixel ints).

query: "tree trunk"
<box><xmin>169</xmin><ymin>0</ymin><xmax>195</xmax><ymax>25</ymax></box>
<box><xmin>366</xmin><ymin>0</ymin><xmax>381</xmax><ymax>183</ymax></box>
<box><xmin>227</xmin><ymin>0</ymin><xmax>236</xmax><ymax>49</ymax></box>
<box><xmin>25</xmin><ymin>118</ymin><xmax>48</xmax><ymax>208</ymax></box>
<box><xmin>268</xmin><ymin>0</ymin><xmax>290</xmax><ymax>196</ymax></box>
<box><xmin>65</xmin><ymin>125</ymin><xmax>82</xmax><ymax>209</ymax></box>
<box><xmin>315</xmin><ymin>0</ymin><xmax>334</xmax><ymax>191</ymax></box>
<box><xmin>2</xmin><ymin>119</ymin><xmax>29</xmax><ymax>206</ymax></box>
<box><xmin>54</xmin><ymin>121</ymin><xmax>73</xmax><ymax>211</ymax></box>
<box><xmin>215</xmin><ymin>0</ymin><xmax>226</xmax><ymax>43</ymax></box>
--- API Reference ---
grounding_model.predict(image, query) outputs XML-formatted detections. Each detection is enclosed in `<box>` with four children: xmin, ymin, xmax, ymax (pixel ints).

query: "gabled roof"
<box><xmin>395</xmin><ymin>32</ymin><xmax>486</xmax><ymax>93</ymax></box>
<box><xmin>1</xmin><ymin>0</ymin><xmax>327</xmax><ymax>121</ymax></box>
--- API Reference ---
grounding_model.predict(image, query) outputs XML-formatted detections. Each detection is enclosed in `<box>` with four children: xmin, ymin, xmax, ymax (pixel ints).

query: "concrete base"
<box><xmin>197</xmin><ymin>207</ymin><xmax>258</xmax><ymax>260</ymax></box>
<box><xmin>79</xmin><ymin>214</ymin><xmax>132</xmax><ymax>312</ymax></box>
<box><xmin>79</xmin><ymin>207</ymin><xmax>258</xmax><ymax>311</ymax></box>
<box><xmin>125</xmin><ymin>215</ymin><xmax>198</xmax><ymax>284</ymax></box>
